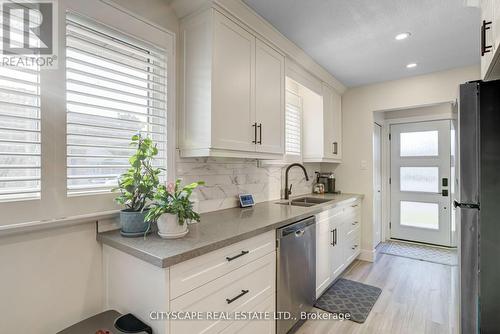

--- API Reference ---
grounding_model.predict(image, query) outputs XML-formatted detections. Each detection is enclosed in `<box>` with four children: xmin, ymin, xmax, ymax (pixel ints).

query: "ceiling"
<box><xmin>243</xmin><ymin>0</ymin><xmax>481</xmax><ymax>87</ymax></box>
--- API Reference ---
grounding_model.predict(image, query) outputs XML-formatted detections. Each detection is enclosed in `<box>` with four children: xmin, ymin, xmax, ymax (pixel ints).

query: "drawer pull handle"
<box><xmin>351</xmin><ymin>204</ymin><xmax>358</xmax><ymax>208</ymax></box>
<box><xmin>226</xmin><ymin>289</ymin><xmax>249</xmax><ymax>304</ymax></box>
<box><xmin>226</xmin><ymin>250</ymin><xmax>249</xmax><ymax>262</ymax></box>
<box><xmin>352</xmin><ymin>245</ymin><xmax>358</xmax><ymax>250</ymax></box>
<box><xmin>352</xmin><ymin>221</ymin><xmax>358</xmax><ymax>225</ymax></box>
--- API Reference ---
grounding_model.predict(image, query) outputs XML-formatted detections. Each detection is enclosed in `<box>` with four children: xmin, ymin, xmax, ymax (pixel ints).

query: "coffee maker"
<box><xmin>315</xmin><ymin>172</ymin><xmax>336</xmax><ymax>193</ymax></box>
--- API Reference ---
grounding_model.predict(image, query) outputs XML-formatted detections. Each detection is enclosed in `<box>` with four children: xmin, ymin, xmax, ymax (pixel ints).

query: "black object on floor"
<box><xmin>56</xmin><ymin>310</ymin><xmax>124</xmax><ymax>334</ymax></box>
<box><xmin>314</xmin><ymin>278</ymin><xmax>382</xmax><ymax>323</ymax></box>
<box><xmin>114</xmin><ymin>313</ymin><xmax>152</xmax><ymax>334</ymax></box>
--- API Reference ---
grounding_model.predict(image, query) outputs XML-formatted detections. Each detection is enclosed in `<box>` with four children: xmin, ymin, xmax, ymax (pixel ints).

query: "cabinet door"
<box><xmin>322</xmin><ymin>84</ymin><xmax>342</xmax><ymax>161</ymax></box>
<box><xmin>315</xmin><ymin>216</ymin><xmax>333</xmax><ymax>297</ymax></box>
<box><xmin>255</xmin><ymin>39</ymin><xmax>285</xmax><ymax>154</ymax></box>
<box><xmin>481</xmin><ymin>0</ymin><xmax>496</xmax><ymax>79</ymax></box>
<box><xmin>212</xmin><ymin>11</ymin><xmax>256</xmax><ymax>152</ymax></box>
<box><xmin>330</xmin><ymin>219</ymin><xmax>345</xmax><ymax>279</ymax></box>
<box><xmin>331</xmin><ymin>89</ymin><xmax>342</xmax><ymax>160</ymax></box>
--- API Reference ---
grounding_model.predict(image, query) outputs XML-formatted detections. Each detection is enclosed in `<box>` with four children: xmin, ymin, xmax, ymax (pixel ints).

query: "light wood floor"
<box><xmin>297</xmin><ymin>253</ymin><xmax>459</xmax><ymax>334</ymax></box>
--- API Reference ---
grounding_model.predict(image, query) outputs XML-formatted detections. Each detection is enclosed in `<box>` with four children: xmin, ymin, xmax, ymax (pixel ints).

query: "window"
<box><xmin>0</xmin><ymin>65</ymin><xmax>41</xmax><ymax>201</ymax></box>
<box><xmin>400</xmin><ymin>201</ymin><xmax>439</xmax><ymax>230</ymax></box>
<box><xmin>0</xmin><ymin>0</ymin><xmax>174</xmax><ymax>228</ymax></box>
<box><xmin>65</xmin><ymin>13</ymin><xmax>167</xmax><ymax>195</ymax></box>
<box><xmin>400</xmin><ymin>130</ymin><xmax>438</xmax><ymax>157</ymax></box>
<box><xmin>400</xmin><ymin>167</ymin><xmax>439</xmax><ymax>193</ymax></box>
<box><xmin>285</xmin><ymin>90</ymin><xmax>302</xmax><ymax>157</ymax></box>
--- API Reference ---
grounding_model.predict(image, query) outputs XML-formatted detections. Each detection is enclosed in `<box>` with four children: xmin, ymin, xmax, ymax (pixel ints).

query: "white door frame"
<box><xmin>373</xmin><ymin>123</ymin><xmax>382</xmax><ymax>247</ymax></box>
<box><xmin>379</xmin><ymin>113</ymin><xmax>453</xmax><ymax>243</ymax></box>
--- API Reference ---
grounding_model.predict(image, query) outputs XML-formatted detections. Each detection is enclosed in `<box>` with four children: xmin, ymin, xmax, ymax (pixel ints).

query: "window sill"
<box><xmin>0</xmin><ymin>210</ymin><xmax>119</xmax><ymax>237</ymax></box>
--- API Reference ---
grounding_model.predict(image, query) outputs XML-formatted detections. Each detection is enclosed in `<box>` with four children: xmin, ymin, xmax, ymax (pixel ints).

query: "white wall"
<box><xmin>0</xmin><ymin>223</ymin><xmax>103</xmax><ymax>333</ymax></box>
<box><xmin>336</xmin><ymin>65</ymin><xmax>479</xmax><ymax>256</ymax></box>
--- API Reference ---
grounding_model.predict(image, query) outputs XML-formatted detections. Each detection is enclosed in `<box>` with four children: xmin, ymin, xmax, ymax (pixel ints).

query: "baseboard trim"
<box><xmin>358</xmin><ymin>248</ymin><xmax>376</xmax><ymax>262</ymax></box>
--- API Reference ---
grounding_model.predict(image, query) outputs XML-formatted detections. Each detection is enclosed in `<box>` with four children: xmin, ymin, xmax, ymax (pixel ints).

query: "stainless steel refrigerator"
<box><xmin>458</xmin><ymin>80</ymin><xmax>500</xmax><ymax>333</ymax></box>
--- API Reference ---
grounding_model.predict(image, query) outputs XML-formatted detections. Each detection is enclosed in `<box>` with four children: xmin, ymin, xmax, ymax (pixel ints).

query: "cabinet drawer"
<box><xmin>344</xmin><ymin>218</ymin><xmax>361</xmax><ymax>238</ymax></box>
<box><xmin>170</xmin><ymin>230</ymin><xmax>275</xmax><ymax>299</ymax></box>
<box><xmin>344</xmin><ymin>229</ymin><xmax>361</xmax><ymax>265</ymax></box>
<box><xmin>170</xmin><ymin>252</ymin><xmax>276</xmax><ymax>334</ymax></box>
<box><xmin>316</xmin><ymin>206</ymin><xmax>343</xmax><ymax>222</ymax></box>
<box><xmin>220</xmin><ymin>294</ymin><xmax>275</xmax><ymax>334</ymax></box>
<box><xmin>343</xmin><ymin>201</ymin><xmax>361</xmax><ymax>216</ymax></box>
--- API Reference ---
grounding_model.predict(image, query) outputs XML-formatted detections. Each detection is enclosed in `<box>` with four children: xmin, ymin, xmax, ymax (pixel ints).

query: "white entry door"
<box><xmin>390</xmin><ymin>120</ymin><xmax>452</xmax><ymax>246</ymax></box>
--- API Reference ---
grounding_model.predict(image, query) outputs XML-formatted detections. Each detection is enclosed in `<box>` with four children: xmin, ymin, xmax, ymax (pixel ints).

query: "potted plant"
<box><xmin>113</xmin><ymin>134</ymin><xmax>162</xmax><ymax>237</ymax></box>
<box><xmin>146</xmin><ymin>179</ymin><xmax>204</xmax><ymax>239</ymax></box>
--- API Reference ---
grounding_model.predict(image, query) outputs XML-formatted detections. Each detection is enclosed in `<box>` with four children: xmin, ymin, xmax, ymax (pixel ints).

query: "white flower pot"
<box><xmin>157</xmin><ymin>213</ymin><xmax>188</xmax><ymax>239</ymax></box>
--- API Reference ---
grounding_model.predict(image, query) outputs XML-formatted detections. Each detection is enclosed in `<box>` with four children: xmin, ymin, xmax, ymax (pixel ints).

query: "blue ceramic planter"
<box><xmin>119</xmin><ymin>210</ymin><xmax>151</xmax><ymax>237</ymax></box>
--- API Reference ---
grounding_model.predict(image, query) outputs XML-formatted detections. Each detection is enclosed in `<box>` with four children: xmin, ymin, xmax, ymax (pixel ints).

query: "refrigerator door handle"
<box><xmin>453</xmin><ymin>200</ymin><xmax>480</xmax><ymax>209</ymax></box>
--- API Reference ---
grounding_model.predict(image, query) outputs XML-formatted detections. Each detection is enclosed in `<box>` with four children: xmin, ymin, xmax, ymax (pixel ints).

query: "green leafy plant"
<box><xmin>113</xmin><ymin>134</ymin><xmax>163</xmax><ymax>212</ymax></box>
<box><xmin>145</xmin><ymin>179</ymin><xmax>205</xmax><ymax>224</ymax></box>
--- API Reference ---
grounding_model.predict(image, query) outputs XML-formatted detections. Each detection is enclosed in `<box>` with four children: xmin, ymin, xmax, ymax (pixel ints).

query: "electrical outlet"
<box><xmin>360</xmin><ymin>160</ymin><xmax>368</xmax><ymax>170</ymax></box>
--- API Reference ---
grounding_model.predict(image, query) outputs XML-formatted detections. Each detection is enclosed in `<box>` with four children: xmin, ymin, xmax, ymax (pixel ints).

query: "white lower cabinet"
<box><xmin>170</xmin><ymin>252</ymin><xmax>276</xmax><ymax>334</ymax></box>
<box><xmin>104</xmin><ymin>231</ymin><xmax>276</xmax><ymax>334</ymax></box>
<box><xmin>219</xmin><ymin>294</ymin><xmax>275</xmax><ymax>334</ymax></box>
<box><xmin>315</xmin><ymin>199</ymin><xmax>362</xmax><ymax>298</ymax></box>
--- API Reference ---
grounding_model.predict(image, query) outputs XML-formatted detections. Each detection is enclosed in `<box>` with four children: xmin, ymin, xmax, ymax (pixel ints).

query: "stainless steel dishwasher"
<box><xmin>277</xmin><ymin>216</ymin><xmax>316</xmax><ymax>334</ymax></box>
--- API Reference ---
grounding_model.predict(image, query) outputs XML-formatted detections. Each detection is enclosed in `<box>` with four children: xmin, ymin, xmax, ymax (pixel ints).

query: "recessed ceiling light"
<box><xmin>395</xmin><ymin>32</ymin><xmax>411</xmax><ymax>40</ymax></box>
<box><xmin>406</xmin><ymin>63</ymin><xmax>417</xmax><ymax>69</ymax></box>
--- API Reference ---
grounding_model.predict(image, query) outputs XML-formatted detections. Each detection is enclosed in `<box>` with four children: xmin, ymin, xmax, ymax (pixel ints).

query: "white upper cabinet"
<box><xmin>212</xmin><ymin>12</ymin><xmax>256</xmax><ymax>153</ymax></box>
<box><xmin>179</xmin><ymin>9</ymin><xmax>285</xmax><ymax>159</ymax></box>
<box><xmin>303</xmin><ymin>83</ymin><xmax>342</xmax><ymax>163</ymax></box>
<box><xmin>255</xmin><ymin>40</ymin><xmax>285</xmax><ymax>154</ymax></box>
<box><xmin>481</xmin><ymin>0</ymin><xmax>500</xmax><ymax>80</ymax></box>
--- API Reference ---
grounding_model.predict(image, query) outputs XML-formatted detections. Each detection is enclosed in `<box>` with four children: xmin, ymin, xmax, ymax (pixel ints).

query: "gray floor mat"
<box><xmin>378</xmin><ymin>241</ymin><xmax>458</xmax><ymax>266</ymax></box>
<box><xmin>314</xmin><ymin>278</ymin><xmax>382</xmax><ymax>323</ymax></box>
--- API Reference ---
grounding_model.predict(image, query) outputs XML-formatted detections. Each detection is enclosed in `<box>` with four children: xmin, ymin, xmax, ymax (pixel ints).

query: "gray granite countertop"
<box><xmin>97</xmin><ymin>193</ymin><xmax>363</xmax><ymax>268</ymax></box>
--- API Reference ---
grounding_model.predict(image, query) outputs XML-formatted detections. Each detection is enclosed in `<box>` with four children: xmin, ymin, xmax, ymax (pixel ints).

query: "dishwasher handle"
<box><xmin>278</xmin><ymin>216</ymin><xmax>315</xmax><ymax>238</ymax></box>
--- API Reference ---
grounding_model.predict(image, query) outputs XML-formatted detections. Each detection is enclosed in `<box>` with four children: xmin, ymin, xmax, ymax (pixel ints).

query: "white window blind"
<box><xmin>285</xmin><ymin>90</ymin><xmax>302</xmax><ymax>156</ymax></box>
<box><xmin>0</xmin><ymin>64</ymin><xmax>41</xmax><ymax>201</ymax></box>
<box><xmin>65</xmin><ymin>13</ymin><xmax>167</xmax><ymax>195</ymax></box>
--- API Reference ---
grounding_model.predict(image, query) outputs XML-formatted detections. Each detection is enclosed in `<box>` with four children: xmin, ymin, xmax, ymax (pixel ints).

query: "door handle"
<box><xmin>252</xmin><ymin>122</ymin><xmax>257</xmax><ymax>144</ymax></box>
<box><xmin>453</xmin><ymin>200</ymin><xmax>480</xmax><ymax>209</ymax></box>
<box><xmin>332</xmin><ymin>142</ymin><xmax>338</xmax><ymax>155</ymax></box>
<box><xmin>331</xmin><ymin>229</ymin><xmax>335</xmax><ymax>246</ymax></box>
<box><xmin>258</xmin><ymin>123</ymin><xmax>262</xmax><ymax>144</ymax></box>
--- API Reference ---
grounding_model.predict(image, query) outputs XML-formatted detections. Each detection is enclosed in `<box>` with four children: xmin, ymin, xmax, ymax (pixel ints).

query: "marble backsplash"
<box><xmin>176</xmin><ymin>157</ymin><xmax>320</xmax><ymax>213</ymax></box>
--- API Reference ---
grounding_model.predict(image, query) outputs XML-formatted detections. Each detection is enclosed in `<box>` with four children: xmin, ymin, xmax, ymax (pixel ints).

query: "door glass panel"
<box><xmin>400</xmin><ymin>167</ymin><xmax>439</xmax><ymax>192</ymax></box>
<box><xmin>400</xmin><ymin>131</ymin><xmax>438</xmax><ymax>157</ymax></box>
<box><xmin>400</xmin><ymin>201</ymin><xmax>439</xmax><ymax>230</ymax></box>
